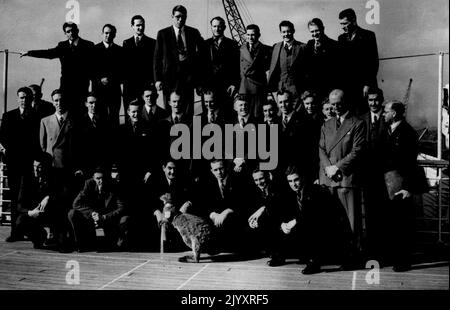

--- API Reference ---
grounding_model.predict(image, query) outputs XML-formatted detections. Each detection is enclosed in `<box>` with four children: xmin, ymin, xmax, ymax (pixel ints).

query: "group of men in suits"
<box><xmin>18</xmin><ymin>6</ymin><xmax>378</xmax><ymax>126</ymax></box>
<box><xmin>0</xmin><ymin>6</ymin><xmax>426</xmax><ymax>273</ymax></box>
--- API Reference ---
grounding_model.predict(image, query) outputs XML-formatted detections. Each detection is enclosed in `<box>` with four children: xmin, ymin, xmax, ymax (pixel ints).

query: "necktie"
<box><xmin>92</xmin><ymin>116</ymin><xmax>97</xmax><ymax>128</ymax></box>
<box><xmin>214</xmin><ymin>38</ymin><xmax>220</xmax><ymax>50</ymax></box>
<box><xmin>135</xmin><ymin>36</ymin><xmax>141</xmax><ymax>47</ymax></box>
<box><xmin>209</xmin><ymin>112</ymin><xmax>215</xmax><ymax>123</ymax></box>
<box><xmin>174</xmin><ymin>116</ymin><xmax>179</xmax><ymax>124</ymax></box>
<box><xmin>314</xmin><ymin>40</ymin><xmax>321</xmax><ymax>54</ymax></box>
<box><xmin>239</xmin><ymin>117</ymin><xmax>246</xmax><ymax>128</ymax></box>
<box><xmin>283</xmin><ymin>115</ymin><xmax>289</xmax><ymax>128</ymax></box>
<box><xmin>177</xmin><ymin>30</ymin><xmax>185</xmax><ymax>54</ymax></box>
<box><xmin>58</xmin><ymin>116</ymin><xmax>64</xmax><ymax>128</ymax></box>
<box><xmin>336</xmin><ymin>117</ymin><xmax>341</xmax><ymax>129</ymax></box>
<box><xmin>219</xmin><ymin>180</ymin><xmax>226</xmax><ymax>198</ymax></box>
<box><xmin>284</xmin><ymin>44</ymin><xmax>291</xmax><ymax>55</ymax></box>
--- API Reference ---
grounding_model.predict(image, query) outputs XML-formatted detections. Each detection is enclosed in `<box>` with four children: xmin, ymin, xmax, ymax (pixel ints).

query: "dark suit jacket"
<box><xmin>117</xmin><ymin>120</ymin><xmax>160</xmax><ymax>187</ymax></box>
<box><xmin>0</xmin><ymin>108</ymin><xmax>40</xmax><ymax>171</ymax></box>
<box><xmin>239</xmin><ymin>42</ymin><xmax>272</xmax><ymax>95</ymax></box>
<box><xmin>93</xmin><ymin>42</ymin><xmax>123</xmax><ymax>87</ymax></box>
<box><xmin>196</xmin><ymin>172</ymin><xmax>252</xmax><ymax>221</ymax></box>
<box><xmin>40</xmin><ymin>113</ymin><xmax>78</xmax><ymax>170</ymax></box>
<box><xmin>380</xmin><ymin>120</ymin><xmax>427</xmax><ymax>194</ymax></box>
<box><xmin>76</xmin><ymin>113</ymin><xmax>112</xmax><ymax>174</ymax></box>
<box><xmin>319</xmin><ymin>113</ymin><xmax>366</xmax><ymax>188</ymax></box>
<box><xmin>146</xmin><ymin>173</ymin><xmax>191</xmax><ymax>214</ymax></box>
<box><xmin>267</xmin><ymin>40</ymin><xmax>306</xmax><ymax>93</ymax></box>
<box><xmin>338</xmin><ymin>26</ymin><xmax>379</xmax><ymax>88</ymax></box>
<box><xmin>303</xmin><ymin>36</ymin><xmax>342</xmax><ymax>97</ymax></box>
<box><xmin>204</xmin><ymin>36</ymin><xmax>240</xmax><ymax>92</ymax></box>
<box><xmin>141</xmin><ymin>104</ymin><xmax>169</xmax><ymax>132</ymax></box>
<box><xmin>153</xmin><ymin>26</ymin><xmax>205</xmax><ymax>93</ymax></box>
<box><xmin>17</xmin><ymin>174</ymin><xmax>53</xmax><ymax>215</ymax></box>
<box><xmin>278</xmin><ymin>111</ymin><xmax>316</xmax><ymax>178</ymax></box>
<box><xmin>27</xmin><ymin>38</ymin><xmax>95</xmax><ymax>88</ymax></box>
<box><xmin>122</xmin><ymin>35</ymin><xmax>156</xmax><ymax>99</ymax></box>
<box><xmin>73</xmin><ymin>178</ymin><xmax>125</xmax><ymax>221</ymax></box>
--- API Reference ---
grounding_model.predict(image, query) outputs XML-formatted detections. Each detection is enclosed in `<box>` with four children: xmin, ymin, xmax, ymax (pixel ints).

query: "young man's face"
<box><xmin>211</xmin><ymin>161</ymin><xmax>226</xmax><ymax>181</ymax></box>
<box><xmin>64</xmin><ymin>26</ymin><xmax>79</xmax><ymax>41</ymax></box>
<box><xmin>85</xmin><ymin>96</ymin><xmax>97</xmax><ymax>114</ymax></box>
<box><xmin>93</xmin><ymin>172</ymin><xmax>104</xmax><ymax>191</ymax></box>
<box><xmin>127</xmin><ymin>105</ymin><xmax>140</xmax><ymax>123</ymax></box>
<box><xmin>263</xmin><ymin>103</ymin><xmax>276</xmax><ymax>122</ymax></box>
<box><xmin>322</xmin><ymin>102</ymin><xmax>335</xmax><ymax>120</ymax></box>
<box><xmin>368</xmin><ymin>93</ymin><xmax>383</xmax><ymax>114</ymax></box>
<box><xmin>280</xmin><ymin>25</ymin><xmax>294</xmax><ymax>43</ymax></box>
<box><xmin>169</xmin><ymin>93</ymin><xmax>184</xmax><ymax>114</ymax></box>
<box><xmin>132</xmin><ymin>19</ymin><xmax>145</xmax><ymax>36</ymax></box>
<box><xmin>172</xmin><ymin>10</ymin><xmax>187</xmax><ymax>29</ymax></box>
<box><xmin>204</xmin><ymin>94</ymin><xmax>217</xmax><ymax>111</ymax></box>
<box><xmin>17</xmin><ymin>91</ymin><xmax>31</xmax><ymax>110</ymax></box>
<box><xmin>303</xmin><ymin>96</ymin><xmax>318</xmax><ymax>115</ymax></box>
<box><xmin>246</xmin><ymin>29</ymin><xmax>260</xmax><ymax>45</ymax></box>
<box><xmin>287</xmin><ymin>173</ymin><xmax>304</xmax><ymax>194</ymax></box>
<box><xmin>339</xmin><ymin>17</ymin><xmax>356</xmax><ymax>34</ymax></box>
<box><xmin>277</xmin><ymin>93</ymin><xmax>293</xmax><ymax>116</ymax></box>
<box><xmin>235</xmin><ymin>100</ymin><xmax>249</xmax><ymax>117</ymax></box>
<box><xmin>163</xmin><ymin>162</ymin><xmax>176</xmax><ymax>180</ymax></box>
<box><xmin>252</xmin><ymin>171</ymin><xmax>269</xmax><ymax>191</ymax></box>
<box><xmin>102</xmin><ymin>26</ymin><xmax>115</xmax><ymax>44</ymax></box>
<box><xmin>211</xmin><ymin>19</ymin><xmax>225</xmax><ymax>38</ymax></box>
<box><xmin>308</xmin><ymin>24</ymin><xmax>323</xmax><ymax>41</ymax></box>
<box><xmin>142</xmin><ymin>90</ymin><xmax>156</xmax><ymax>107</ymax></box>
<box><xmin>52</xmin><ymin>93</ymin><xmax>66</xmax><ymax>114</ymax></box>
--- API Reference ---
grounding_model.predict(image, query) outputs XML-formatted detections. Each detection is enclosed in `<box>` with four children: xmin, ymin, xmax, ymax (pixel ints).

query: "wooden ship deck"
<box><xmin>0</xmin><ymin>226</ymin><xmax>447</xmax><ymax>290</ymax></box>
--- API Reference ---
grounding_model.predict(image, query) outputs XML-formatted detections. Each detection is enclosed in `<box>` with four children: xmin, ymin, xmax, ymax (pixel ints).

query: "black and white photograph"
<box><xmin>0</xmin><ymin>0</ymin><xmax>448</xmax><ymax>297</ymax></box>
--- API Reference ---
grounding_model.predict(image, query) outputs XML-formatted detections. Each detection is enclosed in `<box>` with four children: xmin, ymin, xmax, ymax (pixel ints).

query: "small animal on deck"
<box><xmin>161</xmin><ymin>193</ymin><xmax>219</xmax><ymax>263</ymax></box>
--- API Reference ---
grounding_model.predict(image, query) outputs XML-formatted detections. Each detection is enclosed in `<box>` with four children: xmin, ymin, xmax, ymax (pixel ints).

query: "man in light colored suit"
<box><xmin>318</xmin><ymin>89</ymin><xmax>366</xmax><ymax>269</ymax></box>
<box><xmin>268</xmin><ymin>20</ymin><xmax>306</xmax><ymax>112</ymax></box>
<box><xmin>40</xmin><ymin>89</ymin><xmax>82</xmax><ymax>252</ymax></box>
<box><xmin>239</xmin><ymin>24</ymin><xmax>272</xmax><ymax>118</ymax></box>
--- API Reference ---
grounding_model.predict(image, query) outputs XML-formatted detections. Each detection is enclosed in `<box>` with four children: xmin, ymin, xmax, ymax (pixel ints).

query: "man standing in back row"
<box><xmin>154</xmin><ymin>5</ymin><xmax>205</xmax><ymax>115</ymax></box>
<box><xmin>204</xmin><ymin>16</ymin><xmax>240</xmax><ymax>114</ymax></box>
<box><xmin>239</xmin><ymin>24</ymin><xmax>272</xmax><ymax>119</ymax></box>
<box><xmin>123</xmin><ymin>15</ymin><xmax>156</xmax><ymax>111</ymax></box>
<box><xmin>338</xmin><ymin>8</ymin><xmax>379</xmax><ymax>115</ymax></box>
<box><xmin>268</xmin><ymin>20</ymin><xmax>306</xmax><ymax>112</ymax></box>
<box><xmin>21</xmin><ymin>22</ymin><xmax>94</xmax><ymax>118</ymax></box>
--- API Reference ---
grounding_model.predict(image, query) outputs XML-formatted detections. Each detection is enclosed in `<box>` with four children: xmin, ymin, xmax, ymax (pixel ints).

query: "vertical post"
<box><xmin>3</xmin><ymin>49</ymin><xmax>8</xmax><ymax>113</ymax></box>
<box><xmin>437</xmin><ymin>52</ymin><xmax>445</xmax><ymax>243</ymax></box>
<box><xmin>437</xmin><ymin>52</ymin><xmax>444</xmax><ymax>160</ymax></box>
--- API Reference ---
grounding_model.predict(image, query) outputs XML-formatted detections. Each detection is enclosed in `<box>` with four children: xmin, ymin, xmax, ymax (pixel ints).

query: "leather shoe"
<box><xmin>267</xmin><ymin>256</ymin><xmax>285</xmax><ymax>267</ymax></box>
<box><xmin>301</xmin><ymin>261</ymin><xmax>321</xmax><ymax>275</ymax></box>
<box><xmin>5</xmin><ymin>235</ymin><xmax>25</xmax><ymax>242</ymax></box>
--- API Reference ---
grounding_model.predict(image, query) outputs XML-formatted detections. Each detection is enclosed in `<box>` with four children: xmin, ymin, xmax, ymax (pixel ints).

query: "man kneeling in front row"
<box><xmin>68</xmin><ymin>167</ymin><xmax>131</xmax><ymax>252</ymax></box>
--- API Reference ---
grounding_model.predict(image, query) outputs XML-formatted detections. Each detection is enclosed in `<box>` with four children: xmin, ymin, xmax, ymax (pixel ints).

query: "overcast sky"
<box><xmin>0</xmin><ymin>0</ymin><xmax>448</xmax><ymax>128</ymax></box>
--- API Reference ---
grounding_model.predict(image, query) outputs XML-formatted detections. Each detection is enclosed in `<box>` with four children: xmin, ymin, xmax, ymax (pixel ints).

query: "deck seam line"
<box><xmin>176</xmin><ymin>264</ymin><xmax>210</xmax><ymax>290</ymax></box>
<box><xmin>98</xmin><ymin>259</ymin><xmax>152</xmax><ymax>290</ymax></box>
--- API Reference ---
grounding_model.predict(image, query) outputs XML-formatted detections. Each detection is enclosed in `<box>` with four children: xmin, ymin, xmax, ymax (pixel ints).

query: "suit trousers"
<box><xmin>328</xmin><ymin>186</ymin><xmax>363</xmax><ymax>253</ymax></box>
<box><xmin>68</xmin><ymin>208</ymin><xmax>131</xmax><ymax>249</ymax></box>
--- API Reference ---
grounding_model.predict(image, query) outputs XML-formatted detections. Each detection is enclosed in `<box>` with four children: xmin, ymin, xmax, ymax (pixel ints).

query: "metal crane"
<box><xmin>221</xmin><ymin>0</ymin><xmax>247</xmax><ymax>45</ymax></box>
